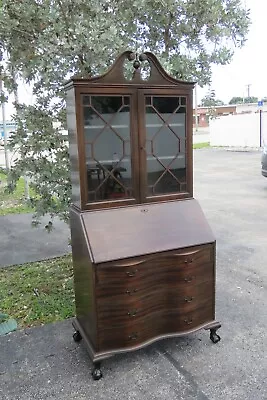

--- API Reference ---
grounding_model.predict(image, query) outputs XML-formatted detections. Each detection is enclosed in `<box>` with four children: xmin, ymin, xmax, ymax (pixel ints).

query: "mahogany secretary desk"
<box><xmin>65</xmin><ymin>51</ymin><xmax>221</xmax><ymax>380</ymax></box>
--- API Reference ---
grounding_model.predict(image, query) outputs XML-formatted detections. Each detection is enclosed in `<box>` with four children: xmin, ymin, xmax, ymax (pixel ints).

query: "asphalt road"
<box><xmin>182</xmin><ymin>148</ymin><xmax>267</xmax><ymax>399</ymax></box>
<box><xmin>0</xmin><ymin>149</ymin><xmax>266</xmax><ymax>400</ymax></box>
<box><xmin>0</xmin><ymin>214</ymin><xmax>70</xmax><ymax>267</ymax></box>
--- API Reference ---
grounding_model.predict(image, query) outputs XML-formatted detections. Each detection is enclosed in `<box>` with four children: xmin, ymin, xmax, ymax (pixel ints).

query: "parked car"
<box><xmin>262</xmin><ymin>144</ymin><xmax>267</xmax><ymax>177</ymax></box>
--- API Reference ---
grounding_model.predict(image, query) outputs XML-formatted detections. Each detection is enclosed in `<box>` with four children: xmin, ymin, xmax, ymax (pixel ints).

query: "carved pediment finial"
<box><xmin>67</xmin><ymin>50</ymin><xmax>195</xmax><ymax>87</ymax></box>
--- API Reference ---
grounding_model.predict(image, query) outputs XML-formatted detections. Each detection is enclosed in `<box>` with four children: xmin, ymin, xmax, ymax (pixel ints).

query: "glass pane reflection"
<box><xmin>145</xmin><ymin>96</ymin><xmax>186</xmax><ymax>195</ymax></box>
<box><xmin>83</xmin><ymin>95</ymin><xmax>133</xmax><ymax>202</ymax></box>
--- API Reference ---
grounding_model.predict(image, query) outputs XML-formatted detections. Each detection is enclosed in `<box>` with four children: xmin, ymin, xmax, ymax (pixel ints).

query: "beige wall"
<box><xmin>210</xmin><ymin>112</ymin><xmax>266</xmax><ymax>147</ymax></box>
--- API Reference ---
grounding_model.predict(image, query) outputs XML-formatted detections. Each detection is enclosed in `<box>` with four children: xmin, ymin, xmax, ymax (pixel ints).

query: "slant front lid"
<box><xmin>81</xmin><ymin>199</ymin><xmax>215</xmax><ymax>263</ymax></box>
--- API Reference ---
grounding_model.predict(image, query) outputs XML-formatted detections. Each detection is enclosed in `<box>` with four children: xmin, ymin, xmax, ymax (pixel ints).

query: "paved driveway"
<box><xmin>191</xmin><ymin>149</ymin><xmax>267</xmax><ymax>399</ymax></box>
<box><xmin>0</xmin><ymin>149</ymin><xmax>266</xmax><ymax>400</ymax></box>
<box><xmin>0</xmin><ymin>214</ymin><xmax>70</xmax><ymax>267</ymax></box>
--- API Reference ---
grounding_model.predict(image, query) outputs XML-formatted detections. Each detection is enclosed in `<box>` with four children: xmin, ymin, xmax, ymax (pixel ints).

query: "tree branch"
<box><xmin>164</xmin><ymin>12</ymin><xmax>174</xmax><ymax>55</ymax></box>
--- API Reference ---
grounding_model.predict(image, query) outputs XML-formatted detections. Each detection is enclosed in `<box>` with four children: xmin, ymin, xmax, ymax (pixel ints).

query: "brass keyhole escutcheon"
<box><xmin>184</xmin><ymin>296</ymin><xmax>194</xmax><ymax>303</ymax></box>
<box><xmin>126</xmin><ymin>269</ymin><xmax>138</xmax><ymax>277</ymax></box>
<box><xmin>128</xmin><ymin>310</ymin><xmax>138</xmax><ymax>317</ymax></box>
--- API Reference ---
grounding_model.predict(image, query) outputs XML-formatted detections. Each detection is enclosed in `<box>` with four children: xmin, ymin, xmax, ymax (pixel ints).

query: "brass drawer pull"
<box><xmin>126</xmin><ymin>289</ymin><xmax>138</xmax><ymax>295</ymax></box>
<box><xmin>128</xmin><ymin>332</ymin><xmax>138</xmax><ymax>340</ymax></box>
<box><xmin>184</xmin><ymin>276</ymin><xmax>194</xmax><ymax>282</ymax></box>
<box><xmin>128</xmin><ymin>310</ymin><xmax>138</xmax><ymax>317</ymax></box>
<box><xmin>184</xmin><ymin>318</ymin><xmax>193</xmax><ymax>325</ymax></box>
<box><xmin>126</xmin><ymin>269</ymin><xmax>138</xmax><ymax>277</ymax></box>
<box><xmin>184</xmin><ymin>296</ymin><xmax>194</xmax><ymax>303</ymax></box>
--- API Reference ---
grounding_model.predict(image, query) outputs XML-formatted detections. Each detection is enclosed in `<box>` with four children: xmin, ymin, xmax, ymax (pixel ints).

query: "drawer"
<box><xmin>96</xmin><ymin>262</ymin><xmax>213</xmax><ymax>300</ymax></box>
<box><xmin>98</xmin><ymin>320</ymin><xmax>145</xmax><ymax>350</ymax></box>
<box><xmin>98</xmin><ymin>302</ymin><xmax>214</xmax><ymax>351</ymax></box>
<box><xmin>96</xmin><ymin>244</ymin><xmax>214</xmax><ymax>287</ymax></box>
<box><xmin>97</xmin><ymin>280</ymin><xmax>214</xmax><ymax>327</ymax></box>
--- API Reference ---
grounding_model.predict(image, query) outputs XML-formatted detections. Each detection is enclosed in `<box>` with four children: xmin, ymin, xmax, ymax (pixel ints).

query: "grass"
<box><xmin>193</xmin><ymin>142</ymin><xmax>210</xmax><ymax>149</ymax></box>
<box><xmin>0</xmin><ymin>171</ymin><xmax>34</xmax><ymax>215</ymax></box>
<box><xmin>0</xmin><ymin>255</ymin><xmax>75</xmax><ymax>329</ymax></box>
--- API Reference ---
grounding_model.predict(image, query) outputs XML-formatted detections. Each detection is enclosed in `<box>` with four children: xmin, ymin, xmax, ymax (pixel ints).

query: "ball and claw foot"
<box><xmin>92</xmin><ymin>363</ymin><xmax>102</xmax><ymax>380</ymax></box>
<box><xmin>210</xmin><ymin>328</ymin><xmax>221</xmax><ymax>344</ymax></box>
<box><xmin>73</xmin><ymin>330</ymin><xmax>82</xmax><ymax>343</ymax></box>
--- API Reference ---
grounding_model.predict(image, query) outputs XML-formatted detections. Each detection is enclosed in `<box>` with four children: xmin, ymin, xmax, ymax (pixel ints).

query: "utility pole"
<box><xmin>0</xmin><ymin>79</ymin><xmax>9</xmax><ymax>171</ymax></box>
<box><xmin>11</xmin><ymin>66</ymin><xmax>30</xmax><ymax>199</ymax></box>
<box><xmin>194</xmin><ymin>84</ymin><xmax>198</xmax><ymax>132</ymax></box>
<box><xmin>246</xmin><ymin>84</ymin><xmax>251</xmax><ymax>98</ymax></box>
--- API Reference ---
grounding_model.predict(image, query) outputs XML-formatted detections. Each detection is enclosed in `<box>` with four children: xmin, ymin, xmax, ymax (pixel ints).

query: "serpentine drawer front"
<box><xmin>96</xmin><ymin>244</ymin><xmax>213</xmax><ymax>284</ymax></box>
<box><xmin>93</xmin><ymin>244</ymin><xmax>215</xmax><ymax>352</ymax></box>
<box><xmin>97</xmin><ymin>280</ymin><xmax>214</xmax><ymax>319</ymax></box>
<box><xmin>98</xmin><ymin>303</ymin><xmax>214</xmax><ymax>351</ymax></box>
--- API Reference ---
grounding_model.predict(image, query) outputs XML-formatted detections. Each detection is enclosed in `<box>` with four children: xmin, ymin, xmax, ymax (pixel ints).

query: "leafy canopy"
<box><xmin>229</xmin><ymin>96</ymin><xmax>258</xmax><ymax>104</ymax></box>
<box><xmin>0</xmin><ymin>0</ymin><xmax>250</xmax><ymax>227</ymax></box>
<box><xmin>200</xmin><ymin>90</ymin><xmax>224</xmax><ymax>107</ymax></box>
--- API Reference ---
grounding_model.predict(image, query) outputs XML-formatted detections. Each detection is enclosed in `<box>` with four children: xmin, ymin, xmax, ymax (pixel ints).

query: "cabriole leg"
<box><xmin>92</xmin><ymin>362</ymin><xmax>102</xmax><ymax>380</ymax></box>
<box><xmin>73</xmin><ymin>330</ymin><xmax>82</xmax><ymax>343</ymax></box>
<box><xmin>210</xmin><ymin>327</ymin><xmax>221</xmax><ymax>344</ymax></box>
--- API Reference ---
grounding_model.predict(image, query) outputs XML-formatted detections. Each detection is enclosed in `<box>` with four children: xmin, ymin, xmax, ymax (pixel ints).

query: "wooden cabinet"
<box><xmin>66</xmin><ymin>51</ymin><xmax>221</xmax><ymax>380</ymax></box>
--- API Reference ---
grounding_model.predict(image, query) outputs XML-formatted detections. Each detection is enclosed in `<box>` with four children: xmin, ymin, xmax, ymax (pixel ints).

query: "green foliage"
<box><xmin>0</xmin><ymin>255</ymin><xmax>74</xmax><ymax>328</ymax></box>
<box><xmin>200</xmin><ymin>90</ymin><xmax>224</xmax><ymax>107</ymax></box>
<box><xmin>200</xmin><ymin>89</ymin><xmax>223</xmax><ymax>118</ymax></box>
<box><xmin>7</xmin><ymin>105</ymin><xmax>71</xmax><ymax>225</ymax></box>
<box><xmin>244</xmin><ymin>96</ymin><xmax>258</xmax><ymax>104</ymax></box>
<box><xmin>0</xmin><ymin>170</ymin><xmax>34</xmax><ymax>215</ymax></box>
<box><xmin>193</xmin><ymin>142</ymin><xmax>210</xmax><ymax>149</ymax></box>
<box><xmin>229</xmin><ymin>96</ymin><xmax>244</xmax><ymax>104</ymax></box>
<box><xmin>0</xmin><ymin>0</ymin><xmax>250</xmax><ymax>226</ymax></box>
<box><xmin>229</xmin><ymin>96</ymin><xmax>259</xmax><ymax>104</ymax></box>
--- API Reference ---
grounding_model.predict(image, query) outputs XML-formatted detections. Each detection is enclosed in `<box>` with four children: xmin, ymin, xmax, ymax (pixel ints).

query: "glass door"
<box><xmin>138</xmin><ymin>90</ymin><xmax>192</xmax><ymax>202</ymax></box>
<box><xmin>81</xmin><ymin>91</ymin><xmax>139</xmax><ymax>207</ymax></box>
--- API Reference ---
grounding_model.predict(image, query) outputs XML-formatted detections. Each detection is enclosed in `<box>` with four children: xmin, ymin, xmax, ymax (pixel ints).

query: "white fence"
<box><xmin>210</xmin><ymin>112</ymin><xmax>266</xmax><ymax>148</ymax></box>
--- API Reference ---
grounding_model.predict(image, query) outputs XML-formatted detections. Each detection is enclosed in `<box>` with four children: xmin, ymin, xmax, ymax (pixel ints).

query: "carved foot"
<box><xmin>92</xmin><ymin>362</ymin><xmax>102</xmax><ymax>380</ymax></box>
<box><xmin>73</xmin><ymin>330</ymin><xmax>82</xmax><ymax>342</ymax></box>
<box><xmin>210</xmin><ymin>328</ymin><xmax>221</xmax><ymax>344</ymax></box>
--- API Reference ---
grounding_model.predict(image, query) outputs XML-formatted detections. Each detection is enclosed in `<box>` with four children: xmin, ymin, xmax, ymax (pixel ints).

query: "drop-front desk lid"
<box><xmin>81</xmin><ymin>199</ymin><xmax>215</xmax><ymax>264</ymax></box>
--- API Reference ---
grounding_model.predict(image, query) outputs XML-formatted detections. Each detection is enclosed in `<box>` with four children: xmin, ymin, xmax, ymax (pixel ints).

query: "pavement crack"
<box><xmin>44</xmin><ymin>353</ymin><xmax>55</xmax><ymax>359</ymax></box>
<box><xmin>159</xmin><ymin>348</ymin><xmax>210</xmax><ymax>400</ymax></box>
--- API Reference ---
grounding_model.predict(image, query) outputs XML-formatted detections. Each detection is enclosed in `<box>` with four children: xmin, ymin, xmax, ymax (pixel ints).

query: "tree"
<box><xmin>229</xmin><ymin>97</ymin><xmax>244</xmax><ymax>104</ymax></box>
<box><xmin>244</xmin><ymin>96</ymin><xmax>258</xmax><ymax>104</ymax></box>
<box><xmin>229</xmin><ymin>96</ymin><xmax>258</xmax><ymax>104</ymax></box>
<box><xmin>0</xmin><ymin>0</ymin><xmax>250</xmax><ymax>228</ymax></box>
<box><xmin>199</xmin><ymin>89</ymin><xmax>224</xmax><ymax>119</ymax></box>
<box><xmin>200</xmin><ymin>91</ymin><xmax>224</xmax><ymax>107</ymax></box>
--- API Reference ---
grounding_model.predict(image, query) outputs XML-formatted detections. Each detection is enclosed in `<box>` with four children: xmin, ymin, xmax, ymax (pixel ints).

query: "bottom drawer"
<box><xmin>98</xmin><ymin>303</ymin><xmax>214</xmax><ymax>351</ymax></box>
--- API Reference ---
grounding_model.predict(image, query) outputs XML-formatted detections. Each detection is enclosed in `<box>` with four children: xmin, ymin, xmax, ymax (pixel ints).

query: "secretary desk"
<box><xmin>65</xmin><ymin>51</ymin><xmax>221</xmax><ymax>380</ymax></box>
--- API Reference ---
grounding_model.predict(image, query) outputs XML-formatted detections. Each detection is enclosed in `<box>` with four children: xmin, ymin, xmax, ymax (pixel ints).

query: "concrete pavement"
<box><xmin>0</xmin><ymin>149</ymin><xmax>266</xmax><ymax>399</ymax></box>
<box><xmin>193</xmin><ymin>128</ymin><xmax>210</xmax><ymax>144</ymax></box>
<box><xmin>0</xmin><ymin>320</ymin><xmax>210</xmax><ymax>400</ymax></box>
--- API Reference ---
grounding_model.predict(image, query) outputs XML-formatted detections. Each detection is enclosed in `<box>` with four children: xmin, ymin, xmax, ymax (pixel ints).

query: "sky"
<box><xmin>198</xmin><ymin>0</ymin><xmax>267</xmax><ymax>103</ymax></box>
<box><xmin>2</xmin><ymin>0</ymin><xmax>266</xmax><ymax>120</ymax></box>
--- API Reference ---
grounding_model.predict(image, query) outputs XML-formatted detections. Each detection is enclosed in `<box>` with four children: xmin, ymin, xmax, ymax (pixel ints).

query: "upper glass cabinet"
<box><xmin>65</xmin><ymin>51</ymin><xmax>194</xmax><ymax>210</ymax></box>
